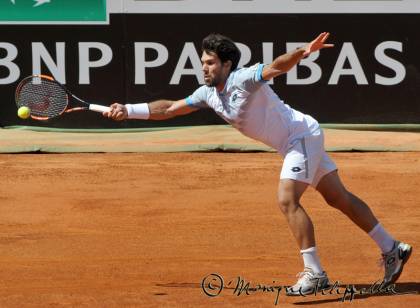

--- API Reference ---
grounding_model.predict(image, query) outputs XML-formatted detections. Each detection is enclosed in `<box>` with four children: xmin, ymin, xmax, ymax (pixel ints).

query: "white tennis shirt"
<box><xmin>186</xmin><ymin>63</ymin><xmax>320</xmax><ymax>155</ymax></box>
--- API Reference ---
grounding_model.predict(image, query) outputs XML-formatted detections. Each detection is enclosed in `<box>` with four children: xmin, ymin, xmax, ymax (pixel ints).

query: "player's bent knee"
<box><xmin>324</xmin><ymin>189</ymin><xmax>352</xmax><ymax>209</ymax></box>
<box><xmin>277</xmin><ymin>197</ymin><xmax>300</xmax><ymax>214</ymax></box>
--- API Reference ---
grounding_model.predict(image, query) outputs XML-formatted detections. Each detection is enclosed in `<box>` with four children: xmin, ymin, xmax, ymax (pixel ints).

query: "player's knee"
<box><xmin>324</xmin><ymin>189</ymin><xmax>352</xmax><ymax>209</ymax></box>
<box><xmin>277</xmin><ymin>196</ymin><xmax>299</xmax><ymax>214</ymax></box>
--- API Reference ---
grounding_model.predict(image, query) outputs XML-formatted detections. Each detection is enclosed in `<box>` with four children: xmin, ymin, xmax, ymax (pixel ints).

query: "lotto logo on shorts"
<box><xmin>291</xmin><ymin>167</ymin><xmax>302</xmax><ymax>172</ymax></box>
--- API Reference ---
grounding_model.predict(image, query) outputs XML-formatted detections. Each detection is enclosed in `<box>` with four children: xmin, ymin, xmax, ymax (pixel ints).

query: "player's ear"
<box><xmin>223</xmin><ymin>60</ymin><xmax>232</xmax><ymax>71</ymax></box>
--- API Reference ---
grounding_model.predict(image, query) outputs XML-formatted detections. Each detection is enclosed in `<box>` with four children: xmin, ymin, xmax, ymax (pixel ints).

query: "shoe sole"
<box><xmin>387</xmin><ymin>246</ymin><xmax>412</xmax><ymax>286</ymax></box>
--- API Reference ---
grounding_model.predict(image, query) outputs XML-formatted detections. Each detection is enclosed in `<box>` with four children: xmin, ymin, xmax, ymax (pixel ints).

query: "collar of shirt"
<box><xmin>216</xmin><ymin>70</ymin><xmax>237</xmax><ymax>96</ymax></box>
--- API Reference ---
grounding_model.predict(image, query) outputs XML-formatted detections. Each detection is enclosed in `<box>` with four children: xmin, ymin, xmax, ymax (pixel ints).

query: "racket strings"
<box><xmin>17</xmin><ymin>78</ymin><xmax>68</xmax><ymax>119</ymax></box>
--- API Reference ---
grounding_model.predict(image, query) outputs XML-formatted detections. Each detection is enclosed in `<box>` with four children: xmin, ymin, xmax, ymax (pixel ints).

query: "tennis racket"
<box><xmin>15</xmin><ymin>74</ymin><xmax>111</xmax><ymax>120</ymax></box>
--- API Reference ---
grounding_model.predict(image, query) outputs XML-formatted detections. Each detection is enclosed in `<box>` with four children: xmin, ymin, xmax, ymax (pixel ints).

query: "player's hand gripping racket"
<box><xmin>15</xmin><ymin>74</ymin><xmax>111</xmax><ymax>120</ymax></box>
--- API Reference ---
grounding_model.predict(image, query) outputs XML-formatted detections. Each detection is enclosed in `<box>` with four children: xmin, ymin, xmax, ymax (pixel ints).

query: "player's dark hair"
<box><xmin>202</xmin><ymin>33</ymin><xmax>241</xmax><ymax>72</ymax></box>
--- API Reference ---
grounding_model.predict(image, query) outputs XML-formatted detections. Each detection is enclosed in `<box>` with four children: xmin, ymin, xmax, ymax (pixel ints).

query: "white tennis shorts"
<box><xmin>280</xmin><ymin>129</ymin><xmax>337</xmax><ymax>187</ymax></box>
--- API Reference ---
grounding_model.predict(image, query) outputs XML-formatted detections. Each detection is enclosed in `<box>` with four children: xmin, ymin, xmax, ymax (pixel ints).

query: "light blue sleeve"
<box><xmin>235</xmin><ymin>63</ymin><xmax>268</xmax><ymax>92</ymax></box>
<box><xmin>185</xmin><ymin>86</ymin><xmax>209</xmax><ymax>109</ymax></box>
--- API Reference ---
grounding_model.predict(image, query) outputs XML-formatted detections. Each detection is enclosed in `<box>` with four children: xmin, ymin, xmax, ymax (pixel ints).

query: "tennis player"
<box><xmin>104</xmin><ymin>32</ymin><xmax>412</xmax><ymax>295</ymax></box>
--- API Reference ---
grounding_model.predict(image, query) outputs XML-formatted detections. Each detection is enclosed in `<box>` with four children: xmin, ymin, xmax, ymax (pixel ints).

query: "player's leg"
<box><xmin>315</xmin><ymin>164</ymin><xmax>412</xmax><ymax>286</ymax></box>
<box><xmin>315</xmin><ymin>170</ymin><xmax>378</xmax><ymax>233</ymax></box>
<box><xmin>278</xmin><ymin>179</ymin><xmax>313</xmax><ymax>249</ymax></box>
<box><xmin>278</xmin><ymin>179</ymin><xmax>329</xmax><ymax>295</ymax></box>
<box><xmin>279</xmin><ymin>131</ymin><xmax>330</xmax><ymax>295</ymax></box>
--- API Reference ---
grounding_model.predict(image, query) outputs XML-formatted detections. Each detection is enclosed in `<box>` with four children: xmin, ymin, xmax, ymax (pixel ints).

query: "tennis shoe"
<box><xmin>286</xmin><ymin>268</ymin><xmax>330</xmax><ymax>296</ymax></box>
<box><xmin>381</xmin><ymin>241</ymin><xmax>412</xmax><ymax>286</ymax></box>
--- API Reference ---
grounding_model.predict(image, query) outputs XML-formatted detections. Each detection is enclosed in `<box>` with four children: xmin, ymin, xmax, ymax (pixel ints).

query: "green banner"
<box><xmin>0</xmin><ymin>0</ymin><xmax>106</xmax><ymax>22</ymax></box>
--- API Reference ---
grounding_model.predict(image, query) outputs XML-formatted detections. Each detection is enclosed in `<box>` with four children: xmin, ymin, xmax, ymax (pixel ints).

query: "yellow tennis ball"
<box><xmin>17</xmin><ymin>106</ymin><xmax>31</xmax><ymax>119</ymax></box>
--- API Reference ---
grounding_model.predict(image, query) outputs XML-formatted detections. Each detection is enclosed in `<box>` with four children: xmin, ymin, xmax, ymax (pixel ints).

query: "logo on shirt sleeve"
<box><xmin>231</xmin><ymin>93</ymin><xmax>238</xmax><ymax>102</ymax></box>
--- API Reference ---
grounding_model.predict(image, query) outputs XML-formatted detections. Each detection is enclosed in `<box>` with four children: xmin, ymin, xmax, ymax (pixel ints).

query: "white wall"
<box><xmin>111</xmin><ymin>0</ymin><xmax>420</xmax><ymax>14</ymax></box>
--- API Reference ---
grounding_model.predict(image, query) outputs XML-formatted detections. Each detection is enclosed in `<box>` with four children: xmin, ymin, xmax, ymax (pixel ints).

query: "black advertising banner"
<box><xmin>124</xmin><ymin>14</ymin><xmax>420</xmax><ymax>125</ymax></box>
<box><xmin>0</xmin><ymin>12</ymin><xmax>419</xmax><ymax>128</ymax></box>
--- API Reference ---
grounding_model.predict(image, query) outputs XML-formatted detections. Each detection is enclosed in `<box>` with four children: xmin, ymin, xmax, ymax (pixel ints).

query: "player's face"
<box><xmin>201</xmin><ymin>51</ymin><xmax>231</xmax><ymax>88</ymax></box>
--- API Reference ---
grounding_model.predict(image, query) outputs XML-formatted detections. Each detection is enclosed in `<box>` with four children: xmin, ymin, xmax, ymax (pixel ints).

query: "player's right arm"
<box><xmin>104</xmin><ymin>99</ymin><xmax>197</xmax><ymax>121</ymax></box>
<box><xmin>104</xmin><ymin>86</ymin><xmax>210</xmax><ymax>121</ymax></box>
<box><xmin>149</xmin><ymin>99</ymin><xmax>198</xmax><ymax>120</ymax></box>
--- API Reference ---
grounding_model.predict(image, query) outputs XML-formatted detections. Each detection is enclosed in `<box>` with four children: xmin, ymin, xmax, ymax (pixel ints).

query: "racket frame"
<box><xmin>15</xmin><ymin>74</ymin><xmax>110</xmax><ymax>120</ymax></box>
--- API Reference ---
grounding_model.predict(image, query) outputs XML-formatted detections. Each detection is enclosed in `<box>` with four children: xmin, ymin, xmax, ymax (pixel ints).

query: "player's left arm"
<box><xmin>261</xmin><ymin>32</ymin><xmax>334</xmax><ymax>81</ymax></box>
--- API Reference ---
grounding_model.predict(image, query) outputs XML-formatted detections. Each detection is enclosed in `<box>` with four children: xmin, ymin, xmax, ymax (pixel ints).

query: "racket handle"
<box><xmin>89</xmin><ymin>104</ymin><xmax>111</xmax><ymax>113</ymax></box>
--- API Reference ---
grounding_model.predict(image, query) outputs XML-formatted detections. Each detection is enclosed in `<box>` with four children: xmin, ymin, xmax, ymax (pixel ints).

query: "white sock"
<box><xmin>300</xmin><ymin>247</ymin><xmax>324</xmax><ymax>274</ymax></box>
<box><xmin>368</xmin><ymin>223</ymin><xmax>395</xmax><ymax>253</ymax></box>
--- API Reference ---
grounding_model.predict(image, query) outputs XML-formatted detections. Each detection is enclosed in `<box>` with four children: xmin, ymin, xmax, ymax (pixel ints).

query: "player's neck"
<box><xmin>216</xmin><ymin>82</ymin><xmax>225</xmax><ymax>92</ymax></box>
<box><xmin>215</xmin><ymin>74</ymin><xmax>229</xmax><ymax>92</ymax></box>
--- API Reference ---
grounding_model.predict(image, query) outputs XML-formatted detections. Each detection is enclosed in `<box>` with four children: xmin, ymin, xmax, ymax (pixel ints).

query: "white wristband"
<box><xmin>125</xmin><ymin>103</ymin><xmax>150</xmax><ymax>120</ymax></box>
